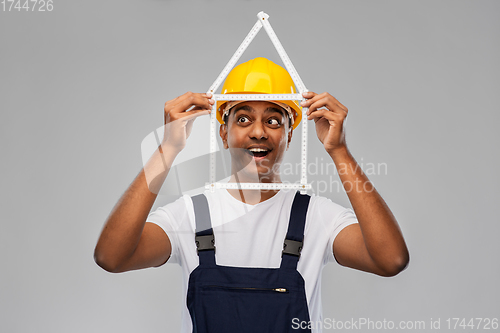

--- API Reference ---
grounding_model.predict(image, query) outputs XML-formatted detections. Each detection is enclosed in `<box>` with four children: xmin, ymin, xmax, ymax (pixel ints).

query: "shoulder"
<box><xmin>153</xmin><ymin>194</ymin><xmax>192</xmax><ymax>215</ymax></box>
<box><xmin>147</xmin><ymin>194</ymin><xmax>194</xmax><ymax>230</ymax></box>
<box><xmin>308</xmin><ymin>193</ymin><xmax>351</xmax><ymax>219</ymax></box>
<box><xmin>304</xmin><ymin>193</ymin><xmax>358</xmax><ymax>239</ymax></box>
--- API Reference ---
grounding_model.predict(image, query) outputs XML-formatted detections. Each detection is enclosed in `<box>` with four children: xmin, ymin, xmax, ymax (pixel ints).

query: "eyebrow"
<box><xmin>233</xmin><ymin>105</ymin><xmax>285</xmax><ymax>117</ymax></box>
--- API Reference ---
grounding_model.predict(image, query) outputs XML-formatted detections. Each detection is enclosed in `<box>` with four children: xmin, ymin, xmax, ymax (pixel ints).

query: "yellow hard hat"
<box><xmin>216</xmin><ymin>57</ymin><xmax>302</xmax><ymax>130</ymax></box>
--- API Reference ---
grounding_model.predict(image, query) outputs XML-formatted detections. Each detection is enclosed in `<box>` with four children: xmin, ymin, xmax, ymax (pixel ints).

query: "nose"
<box><xmin>249</xmin><ymin>121</ymin><xmax>268</xmax><ymax>140</ymax></box>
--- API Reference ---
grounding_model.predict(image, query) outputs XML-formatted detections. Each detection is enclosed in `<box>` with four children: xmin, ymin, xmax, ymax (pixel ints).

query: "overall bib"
<box><xmin>187</xmin><ymin>191</ymin><xmax>312</xmax><ymax>333</ymax></box>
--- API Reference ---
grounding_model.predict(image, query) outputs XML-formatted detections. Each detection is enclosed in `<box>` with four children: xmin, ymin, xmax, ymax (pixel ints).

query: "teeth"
<box><xmin>248</xmin><ymin>148</ymin><xmax>268</xmax><ymax>152</ymax></box>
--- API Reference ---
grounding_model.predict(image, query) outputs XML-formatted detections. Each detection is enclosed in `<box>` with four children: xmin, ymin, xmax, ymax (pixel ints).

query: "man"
<box><xmin>94</xmin><ymin>58</ymin><xmax>409</xmax><ymax>332</ymax></box>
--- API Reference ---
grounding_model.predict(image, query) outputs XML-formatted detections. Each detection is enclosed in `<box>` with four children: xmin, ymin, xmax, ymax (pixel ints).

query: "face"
<box><xmin>219</xmin><ymin>101</ymin><xmax>293</xmax><ymax>182</ymax></box>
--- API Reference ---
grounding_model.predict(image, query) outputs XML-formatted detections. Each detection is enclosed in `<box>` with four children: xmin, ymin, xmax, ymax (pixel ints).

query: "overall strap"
<box><xmin>192</xmin><ymin>194</ymin><xmax>216</xmax><ymax>267</ymax></box>
<box><xmin>280</xmin><ymin>191</ymin><xmax>311</xmax><ymax>270</ymax></box>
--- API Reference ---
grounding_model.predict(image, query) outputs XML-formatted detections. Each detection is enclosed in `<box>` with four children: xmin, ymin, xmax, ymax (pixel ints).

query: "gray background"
<box><xmin>1</xmin><ymin>0</ymin><xmax>499</xmax><ymax>332</ymax></box>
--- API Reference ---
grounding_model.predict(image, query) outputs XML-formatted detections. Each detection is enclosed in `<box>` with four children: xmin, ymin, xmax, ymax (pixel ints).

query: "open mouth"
<box><xmin>246</xmin><ymin>148</ymin><xmax>271</xmax><ymax>158</ymax></box>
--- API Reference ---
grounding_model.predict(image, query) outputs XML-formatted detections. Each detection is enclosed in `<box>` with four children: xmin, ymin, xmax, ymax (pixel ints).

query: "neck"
<box><xmin>228</xmin><ymin>173</ymin><xmax>282</xmax><ymax>184</ymax></box>
<box><xmin>226</xmin><ymin>187</ymin><xmax>281</xmax><ymax>205</ymax></box>
<box><xmin>227</xmin><ymin>171</ymin><xmax>282</xmax><ymax>205</ymax></box>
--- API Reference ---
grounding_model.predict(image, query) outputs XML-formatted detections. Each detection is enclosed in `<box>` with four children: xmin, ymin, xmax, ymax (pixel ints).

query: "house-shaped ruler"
<box><xmin>206</xmin><ymin>12</ymin><xmax>311</xmax><ymax>194</ymax></box>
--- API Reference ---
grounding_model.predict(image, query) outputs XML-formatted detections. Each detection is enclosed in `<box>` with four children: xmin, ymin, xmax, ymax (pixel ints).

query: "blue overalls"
<box><xmin>187</xmin><ymin>191</ymin><xmax>312</xmax><ymax>333</ymax></box>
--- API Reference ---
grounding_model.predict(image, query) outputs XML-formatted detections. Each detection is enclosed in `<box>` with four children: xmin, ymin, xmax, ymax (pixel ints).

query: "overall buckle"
<box><xmin>282</xmin><ymin>239</ymin><xmax>303</xmax><ymax>258</ymax></box>
<box><xmin>195</xmin><ymin>234</ymin><xmax>216</xmax><ymax>254</ymax></box>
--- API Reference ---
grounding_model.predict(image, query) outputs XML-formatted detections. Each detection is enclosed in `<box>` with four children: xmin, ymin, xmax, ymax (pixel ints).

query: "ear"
<box><xmin>219</xmin><ymin>124</ymin><xmax>228</xmax><ymax>149</ymax></box>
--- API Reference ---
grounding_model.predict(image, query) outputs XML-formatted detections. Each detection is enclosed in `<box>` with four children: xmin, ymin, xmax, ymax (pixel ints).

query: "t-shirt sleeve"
<box><xmin>146</xmin><ymin>195</ymin><xmax>190</xmax><ymax>265</ymax></box>
<box><xmin>326</xmin><ymin>207</ymin><xmax>358</xmax><ymax>264</ymax></box>
<box><xmin>313</xmin><ymin>196</ymin><xmax>359</xmax><ymax>264</ymax></box>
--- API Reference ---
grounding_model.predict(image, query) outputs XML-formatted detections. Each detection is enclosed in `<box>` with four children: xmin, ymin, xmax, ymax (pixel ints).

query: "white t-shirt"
<box><xmin>147</xmin><ymin>188</ymin><xmax>358</xmax><ymax>333</ymax></box>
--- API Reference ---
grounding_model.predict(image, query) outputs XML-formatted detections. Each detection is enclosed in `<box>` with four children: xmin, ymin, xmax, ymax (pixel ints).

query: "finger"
<box><xmin>302</xmin><ymin>92</ymin><xmax>347</xmax><ymax>113</ymax></box>
<box><xmin>167</xmin><ymin>109</ymin><xmax>210</xmax><ymax>127</ymax></box>
<box><xmin>306</xmin><ymin>95</ymin><xmax>330</xmax><ymax>113</ymax></box>
<box><xmin>300</xmin><ymin>93</ymin><xmax>329</xmax><ymax>111</ymax></box>
<box><xmin>307</xmin><ymin>105</ymin><xmax>347</xmax><ymax>120</ymax></box>
<box><xmin>328</xmin><ymin>97</ymin><xmax>348</xmax><ymax>112</ymax></box>
<box><xmin>165</xmin><ymin>94</ymin><xmax>197</xmax><ymax>117</ymax></box>
<box><xmin>165</xmin><ymin>92</ymin><xmax>212</xmax><ymax>108</ymax></box>
<box><xmin>173</xmin><ymin>92</ymin><xmax>214</xmax><ymax>112</ymax></box>
<box><xmin>307</xmin><ymin>109</ymin><xmax>346</xmax><ymax>123</ymax></box>
<box><xmin>170</xmin><ymin>92</ymin><xmax>214</xmax><ymax>113</ymax></box>
<box><xmin>185</xmin><ymin>105</ymin><xmax>211</xmax><ymax>112</ymax></box>
<box><xmin>302</xmin><ymin>91</ymin><xmax>326</xmax><ymax>103</ymax></box>
<box><xmin>166</xmin><ymin>104</ymin><xmax>212</xmax><ymax>124</ymax></box>
<box><xmin>306</xmin><ymin>96</ymin><xmax>343</xmax><ymax>115</ymax></box>
<box><xmin>302</xmin><ymin>91</ymin><xmax>318</xmax><ymax>100</ymax></box>
<box><xmin>181</xmin><ymin>109</ymin><xmax>211</xmax><ymax>122</ymax></box>
<box><xmin>309</xmin><ymin>99</ymin><xmax>348</xmax><ymax>117</ymax></box>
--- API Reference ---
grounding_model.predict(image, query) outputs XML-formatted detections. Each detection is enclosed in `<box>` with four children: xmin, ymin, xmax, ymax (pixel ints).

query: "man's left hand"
<box><xmin>301</xmin><ymin>91</ymin><xmax>348</xmax><ymax>154</ymax></box>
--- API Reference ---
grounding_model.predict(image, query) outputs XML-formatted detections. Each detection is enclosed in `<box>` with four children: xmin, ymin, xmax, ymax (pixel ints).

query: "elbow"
<box><xmin>378</xmin><ymin>251</ymin><xmax>410</xmax><ymax>277</ymax></box>
<box><xmin>94</xmin><ymin>248</ymin><xmax>122</xmax><ymax>273</ymax></box>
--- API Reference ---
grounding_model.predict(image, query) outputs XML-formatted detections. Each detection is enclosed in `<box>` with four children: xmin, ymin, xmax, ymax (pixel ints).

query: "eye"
<box><xmin>237</xmin><ymin>116</ymin><xmax>250</xmax><ymax>124</ymax></box>
<box><xmin>268</xmin><ymin>118</ymin><xmax>281</xmax><ymax>126</ymax></box>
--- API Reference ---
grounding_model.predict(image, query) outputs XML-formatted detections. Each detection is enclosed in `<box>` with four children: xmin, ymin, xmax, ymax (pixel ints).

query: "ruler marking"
<box><xmin>206</xmin><ymin>12</ymin><xmax>310</xmax><ymax>192</ymax></box>
<box><xmin>213</xmin><ymin>93</ymin><xmax>303</xmax><ymax>101</ymax></box>
<box><xmin>209</xmin><ymin>103</ymin><xmax>217</xmax><ymax>192</ymax></box>
<box><xmin>205</xmin><ymin>183</ymin><xmax>312</xmax><ymax>190</ymax></box>
<box><xmin>207</xmin><ymin>20</ymin><xmax>263</xmax><ymax>94</ymax></box>
<box><xmin>257</xmin><ymin>12</ymin><xmax>307</xmax><ymax>94</ymax></box>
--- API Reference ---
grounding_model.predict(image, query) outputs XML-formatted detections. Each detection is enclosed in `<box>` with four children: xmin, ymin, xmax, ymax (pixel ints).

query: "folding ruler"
<box><xmin>206</xmin><ymin>11</ymin><xmax>311</xmax><ymax>194</ymax></box>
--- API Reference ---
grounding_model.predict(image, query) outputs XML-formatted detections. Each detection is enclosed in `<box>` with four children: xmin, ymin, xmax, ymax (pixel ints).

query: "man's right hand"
<box><xmin>162</xmin><ymin>92</ymin><xmax>214</xmax><ymax>152</ymax></box>
<box><xmin>94</xmin><ymin>92</ymin><xmax>214</xmax><ymax>273</ymax></box>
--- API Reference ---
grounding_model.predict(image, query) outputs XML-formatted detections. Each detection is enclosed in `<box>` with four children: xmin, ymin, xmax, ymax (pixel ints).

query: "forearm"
<box><xmin>330</xmin><ymin>147</ymin><xmax>409</xmax><ymax>274</ymax></box>
<box><xmin>94</xmin><ymin>144</ymin><xmax>178</xmax><ymax>272</ymax></box>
